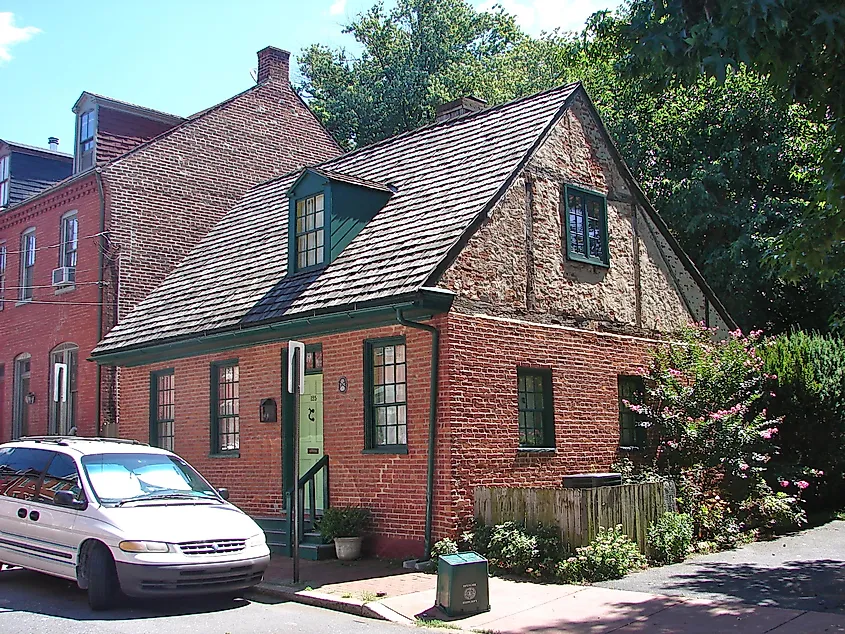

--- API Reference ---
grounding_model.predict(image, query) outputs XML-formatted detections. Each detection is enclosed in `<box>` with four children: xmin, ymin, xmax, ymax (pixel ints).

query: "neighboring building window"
<box><xmin>295</xmin><ymin>193</ymin><xmax>325</xmax><ymax>270</ymax></box>
<box><xmin>517</xmin><ymin>368</ymin><xmax>554</xmax><ymax>448</ymax></box>
<box><xmin>19</xmin><ymin>229</ymin><xmax>35</xmax><ymax>301</ymax></box>
<box><xmin>0</xmin><ymin>243</ymin><xmax>6</xmax><ymax>310</ymax></box>
<box><xmin>59</xmin><ymin>213</ymin><xmax>78</xmax><ymax>269</ymax></box>
<box><xmin>150</xmin><ymin>369</ymin><xmax>175</xmax><ymax>451</ymax></box>
<box><xmin>211</xmin><ymin>361</ymin><xmax>239</xmax><ymax>454</ymax></box>
<box><xmin>619</xmin><ymin>375</ymin><xmax>647</xmax><ymax>449</ymax></box>
<box><xmin>364</xmin><ymin>338</ymin><xmax>407</xmax><ymax>450</ymax></box>
<box><xmin>305</xmin><ymin>344</ymin><xmax>323</xmax><ymax>374</ymax></box>
<box><xmin>0</xmin><ymin>155</ymin><xmax>9</xmax><ymax>207</ymax></box>
<box><xmin>564</xmin><ymin>185</ymin><xmax>609</xmax><ymax>266</ymax></box>
<box><xmin>49</xmin><ymin>344</ymin><xmax>79</xmax><ymax>436</ymax></box>
<box><xmin>12</xmin><ymin>354</ymin><xmax>31</xmax><ymax>440</ymax></box>
<box><xmin>78</xmin><ymin>110</ymin><xmax>96</xmax><ymax>170</ymax></box>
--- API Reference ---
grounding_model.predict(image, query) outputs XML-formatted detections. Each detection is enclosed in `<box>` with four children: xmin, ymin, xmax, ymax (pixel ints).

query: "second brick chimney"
<box><xmin>257</xmin><ymin>46</ymin><xmax>291</xmax><ymax>84</ymax></box>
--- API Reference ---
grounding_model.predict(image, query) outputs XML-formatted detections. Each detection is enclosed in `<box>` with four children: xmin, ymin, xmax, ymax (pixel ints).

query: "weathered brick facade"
<box><xmin>0</xmin><ymin>47</ymin><xmax>341</xmax><ymax>442</ymax></box>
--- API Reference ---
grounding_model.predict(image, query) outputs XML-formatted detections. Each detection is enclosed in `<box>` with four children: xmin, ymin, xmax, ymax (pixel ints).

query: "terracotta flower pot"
<box><xmin>334</xmin><ymin>536</ymin><xmax>363</xmax><ymax>561</ymax></box>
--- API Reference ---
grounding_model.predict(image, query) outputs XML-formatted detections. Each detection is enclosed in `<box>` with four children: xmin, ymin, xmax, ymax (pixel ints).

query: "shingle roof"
<box><xmin>93</xmin><ymin>83</ymin><xmax>580</xmax><ymax>356</ymax></box>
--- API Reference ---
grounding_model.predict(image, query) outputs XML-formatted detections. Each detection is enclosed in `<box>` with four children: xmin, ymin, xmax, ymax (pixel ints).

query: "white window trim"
<box><xmin>0</xmin><ymin>242</ymin><xmax>6</xmax><ymax>311</ymax></box>
<box><xmin>59</xmin><ymin>210</ymin><xmax>79</xmax><ymax>271</ymax></box>
<box><xmin>0</xmin><ymin>154</ymin><xmax>10</xmax><ymax>207</ymax></box>
<box><xmin>18</xmin><ymin>228</ymin><xmax>36</xmax><ymax>303</ymax></box>
<box><xmin>75</xmin><ymin>104</ymin><xmax>98</xmax><ymax>173</ymax></box>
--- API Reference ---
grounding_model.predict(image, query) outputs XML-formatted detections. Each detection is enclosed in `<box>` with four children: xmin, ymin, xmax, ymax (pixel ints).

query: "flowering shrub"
<box><xmin>647</xmin><ymin>512</ymin><xmax>693</xmax><ymax>564</ymax></box>
<box><xmin>629</xmin><ymin>324</ymin><xmax>805</xmax><ymax>545</ymax></box>
<box><xmin>556</xmin><ymin>526</ymin><xmax>646</xmax><ymax>582</ymax></box>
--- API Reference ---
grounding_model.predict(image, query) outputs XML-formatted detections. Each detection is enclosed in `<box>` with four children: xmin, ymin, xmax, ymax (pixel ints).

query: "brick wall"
<box><xmin>0</xmin><ymin>174</ymin><xmax>103</xmax><ymax>440</ymax></box>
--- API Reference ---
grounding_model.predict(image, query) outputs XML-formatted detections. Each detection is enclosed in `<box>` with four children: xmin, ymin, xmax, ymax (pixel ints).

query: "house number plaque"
<box><xmin>338</xmin><ymin>376</ymin><xmax>348</xmax><ymax>393</ymax></box>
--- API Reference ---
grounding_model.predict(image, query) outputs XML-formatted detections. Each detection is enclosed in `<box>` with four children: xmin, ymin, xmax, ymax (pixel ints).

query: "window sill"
<box><xmin>618</xmin><ymin>446</ymin><xmax>647</xmax><ymax>452</ymax></box>
<box><xmin>209</xmin><ymin>451</ymin><xmax>240</xmax><ymax>459</ymax></box>
<box><xmin>54</xmin><ymin>285</ymin><xmax>76</xmax><ymax>295</ymax></box>
<box><xmin>15</xmin><ymin>299</ymin><xmax>32</xmax><ymax>307</ymax></box>
<box><xmin>517</xmin><ymin>447</ymin><xmax>556</xmax><ymax>454</ymax></box>
<box><xmin>362</xmin><ymin>446</ymin><xmax>408</xmax><ymax>455</ymax></box>
<box><xmin>566</xmin><ymin>254</ymin><xmax>610</xmax><ymax>269</ymax></box>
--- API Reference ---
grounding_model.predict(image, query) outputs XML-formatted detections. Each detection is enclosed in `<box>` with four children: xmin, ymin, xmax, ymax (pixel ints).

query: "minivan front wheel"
<box><xmin>86</xmin><ymin>544</ymin><xmax>119</xmax><ymax>611</ymax></box>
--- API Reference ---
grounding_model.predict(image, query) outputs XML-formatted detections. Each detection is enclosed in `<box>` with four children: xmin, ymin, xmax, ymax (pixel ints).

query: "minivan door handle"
<box><xmin>29</xmin><ymin>510</ymin><xmax>40</xmax><ymax>522</ymax></box>
<box><xmin>17</xmin><ymin>508</ymin><xmax>27</xmax><ymax>519</ymax></box>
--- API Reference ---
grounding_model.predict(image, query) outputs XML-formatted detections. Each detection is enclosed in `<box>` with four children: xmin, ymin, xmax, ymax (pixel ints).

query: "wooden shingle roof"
<box><xmin>93</xmin><ymin>83</ymin><xmax>580</xmax><ymax>356</ymax></box>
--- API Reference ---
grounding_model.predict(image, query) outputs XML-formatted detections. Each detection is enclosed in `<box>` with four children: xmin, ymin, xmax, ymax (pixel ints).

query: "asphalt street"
<box><xmin>0</xmin><ymin>566</ymin><xmax>428</xmax><ymax>634</ymax></box>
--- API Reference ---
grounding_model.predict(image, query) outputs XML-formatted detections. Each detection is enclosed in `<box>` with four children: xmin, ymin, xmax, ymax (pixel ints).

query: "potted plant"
<box><xmin>318</xmin><ymin>506</ymin><xmax>371</xmax><ymax>560</ymax></box>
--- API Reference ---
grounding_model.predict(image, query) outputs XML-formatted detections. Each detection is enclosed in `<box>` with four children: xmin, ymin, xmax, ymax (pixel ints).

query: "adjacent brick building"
<box><xmin>0</xmin><ymin>46</ymin><xmax>341</xmax><ymax>443</ymax></box>
<box><xmin>92</xmin><ymin>84</ymin><xmax>734</xmax><ymax>559</ymax></box>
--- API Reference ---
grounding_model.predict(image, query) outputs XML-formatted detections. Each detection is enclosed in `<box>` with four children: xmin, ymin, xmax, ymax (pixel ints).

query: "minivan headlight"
<box><xmin>246</xmin><ymin>534</ymin><xmax>266</xmax><ymax>548</ymax></box>
<box><xmin>119</xmin><ymin>540</ymin><xmax>171</xmax><ymax>553</ymax></box>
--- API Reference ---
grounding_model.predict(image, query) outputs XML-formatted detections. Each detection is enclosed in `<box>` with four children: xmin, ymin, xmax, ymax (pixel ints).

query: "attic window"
<box><xmin>0</xmin><ymin>155</ymin><xmax>9</xmax><ymax>207</ymax></box>
<box><xmin>78</xmin><ymin>110</ymin><xmax>96</xmax><ymax>171</ymax></box>
<box><xmin>564</xmin><ymin>185</ymin><xmax>609</xmax><ymax>266</ymax></box>
<box><xmin>295</xmin><ymin>193</ymin><xmax>325</xmax><ymax>271</ymax></box>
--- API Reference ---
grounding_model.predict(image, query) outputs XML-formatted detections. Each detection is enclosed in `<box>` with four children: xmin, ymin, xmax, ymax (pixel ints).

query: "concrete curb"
<box><xmin>252</xmin><ymin>582</ymin><xmax>412</xmax><ymax>624</ymax></box>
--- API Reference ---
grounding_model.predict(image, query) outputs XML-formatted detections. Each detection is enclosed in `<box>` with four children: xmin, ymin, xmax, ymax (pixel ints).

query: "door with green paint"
<box><xmin>299</xmin><ymin>372</ymin><xmax>324</xmax><ymax>510</ymax></box>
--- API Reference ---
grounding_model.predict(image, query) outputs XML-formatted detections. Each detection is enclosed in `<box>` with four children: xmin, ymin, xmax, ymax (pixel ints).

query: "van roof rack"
<box><xmin>17</xmin><ymin>436</ymin><xmax>148</xmax><ymax>446</ymax></box>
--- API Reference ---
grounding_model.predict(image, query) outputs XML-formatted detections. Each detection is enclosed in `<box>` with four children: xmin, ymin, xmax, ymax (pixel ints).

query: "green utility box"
<box><xmin>436</xmin><ymin>552</ymin><xmax>490</xmax><ymax>617</ymax></box>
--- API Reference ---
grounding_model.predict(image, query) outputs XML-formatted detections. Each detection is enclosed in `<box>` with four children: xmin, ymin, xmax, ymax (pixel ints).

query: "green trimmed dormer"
<box><xmin>287</xmin><ymin>168</ymin><xmax>393</xmax><ymax>274</ymax></box>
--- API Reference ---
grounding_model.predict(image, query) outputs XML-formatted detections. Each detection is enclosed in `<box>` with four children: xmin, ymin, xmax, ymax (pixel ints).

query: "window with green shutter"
<box><xmin>618</xmin><ymin>375</ymin><xmax>647</xmax><ymax>449</ymax></box>
<box><xmin>517</xmin><ymin>368</ymin><xmax>555</xmax><ymax>449</ymax></box>
<box><xmin>210</xmin><ymin>360</ymin><xmax>240</xmax><ymax>455</ymax></box>
<box><xmin>563</xmin><ymin>185</ymin><xmax>609</xmax><ymax>266</ymax></box>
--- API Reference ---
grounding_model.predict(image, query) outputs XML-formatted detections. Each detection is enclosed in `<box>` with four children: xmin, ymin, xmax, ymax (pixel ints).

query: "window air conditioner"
<box><xmin>52</xmin><ymin>266</ymin><xmax>76</xmax><ymax>287</ymax></box>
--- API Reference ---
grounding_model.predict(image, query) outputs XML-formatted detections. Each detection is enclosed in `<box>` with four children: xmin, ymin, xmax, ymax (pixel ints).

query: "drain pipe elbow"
<box><xmin>396</xmin><ymin>308</ymin><xmax>440</xmax><ymax>561</ymax></box>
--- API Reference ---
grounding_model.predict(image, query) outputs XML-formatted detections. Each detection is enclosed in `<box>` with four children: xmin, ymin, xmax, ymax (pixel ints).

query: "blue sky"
<box><xmin>1</xmin><ymin>0</ymin><xmax>619</xmax><ymax>151</ymax></box>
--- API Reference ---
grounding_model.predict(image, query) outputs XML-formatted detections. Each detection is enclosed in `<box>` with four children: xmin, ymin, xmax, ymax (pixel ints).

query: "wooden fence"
<box><xmin>474</xmin><ymin>482</ymin><xmax>674</xmax><ymax>552</ymax></box>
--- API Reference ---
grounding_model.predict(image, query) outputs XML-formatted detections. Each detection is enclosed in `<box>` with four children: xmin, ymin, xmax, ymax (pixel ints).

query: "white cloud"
<box><xmin>328</xmin><ymin>0</ymin><xmax>347</xmax><ymax>17</ymax></box>
<box><xmin>478</xmin><ymin>0</ymin><xmax>620</xmax><ymax>35</ymax></box>
<box><xmin>0</xmin><ymin>12</ymin><xmax>40</xmax><ymax>63</ymax></box>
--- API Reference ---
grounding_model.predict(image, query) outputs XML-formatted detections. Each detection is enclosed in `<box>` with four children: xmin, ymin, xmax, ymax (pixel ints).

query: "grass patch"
<box><xmin>416</xmin><ymin>619</ymin><xmax>461</xmax><ymax>629</ymax></box>
<box><xmin>360</xmin><ymin>590</ymin><xmax>379</xmax><ymax>603</ymax></box>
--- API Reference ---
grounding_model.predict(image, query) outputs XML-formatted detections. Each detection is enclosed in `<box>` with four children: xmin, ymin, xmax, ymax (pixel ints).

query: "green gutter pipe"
<box><xmin>94</xmin><ymin>170</ymin><xmax>106</xmax><ymax>437</ymax></box>
<box><xmin>396</xmin><ymin>308</ymin><xmax>440</xmax><ymax>561</ymax></box>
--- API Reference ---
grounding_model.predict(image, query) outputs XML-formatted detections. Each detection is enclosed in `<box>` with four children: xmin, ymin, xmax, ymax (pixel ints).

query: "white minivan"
<box><xmin>0</xmin><ymin>436</ymin><xmax>270</xmax><ymax>610</ymax></box>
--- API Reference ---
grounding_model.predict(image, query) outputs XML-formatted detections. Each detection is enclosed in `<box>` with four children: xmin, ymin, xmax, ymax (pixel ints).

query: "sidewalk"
<box><xmin>256</xmin><ymin>555</ymin><xmax>845</xmax><ymax>633</ymax></box>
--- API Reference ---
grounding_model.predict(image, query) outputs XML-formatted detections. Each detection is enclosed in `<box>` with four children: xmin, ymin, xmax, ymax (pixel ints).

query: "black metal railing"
<box><xmin>286</xmin><ymin>455</ymin><xmax>329</xmax><ymax>550</ymax></box>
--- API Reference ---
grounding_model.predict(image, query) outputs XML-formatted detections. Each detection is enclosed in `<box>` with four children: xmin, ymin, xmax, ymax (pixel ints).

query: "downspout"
<box><xmin>94</xmin><ymin>170</ymin><xmax>106</xmax><ymax>437</ymax></box>
<box><xmin>396</xmin><ymin>308</ymin><xmax>440</xmax><ymax>561</ymax></box>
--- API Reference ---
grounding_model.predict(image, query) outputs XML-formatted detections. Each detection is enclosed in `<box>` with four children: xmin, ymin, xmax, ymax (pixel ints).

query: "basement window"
<box><xmin>517</xmin><ymin>368</ymin><xmax>555</xmax><ymax>449</ymax></box>
<box><xmin>564</xmin><ymin>185</ymin><xmax>609</xmax><ymax>266</ymax></box>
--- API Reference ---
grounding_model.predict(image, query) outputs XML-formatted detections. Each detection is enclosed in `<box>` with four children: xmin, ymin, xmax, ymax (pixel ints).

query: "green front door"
<box><xmin>299</xmin><ymin>372</ymin><xmax>324</xmax><ymax>510</ymax></box>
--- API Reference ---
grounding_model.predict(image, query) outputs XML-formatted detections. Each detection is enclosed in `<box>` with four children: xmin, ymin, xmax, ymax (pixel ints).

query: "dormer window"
<box><xmin>78</xmin><ymin>110</ymin><xmax>96</xmax><ymax>171</ymax></box>
<box><xmin>295</xmin><ymin>193</ymin><xmax>325</xmax><ymax>271</ymax></box>
<box><xmin>0</xmin><ymin>155</ymin><xmax>9</xmax><ymax>207</ymax></box>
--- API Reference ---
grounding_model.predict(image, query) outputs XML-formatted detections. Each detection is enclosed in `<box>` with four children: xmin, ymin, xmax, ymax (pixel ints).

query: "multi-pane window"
<box><xmin>618</xmin><ymin>375</ymin><xmax>647</xmax><ymax>449</ymax></box>
<box><xmin>305</xmin><ymin>344</ymin><xmax>323</xmax><ymax>374</ymax></box>
<box><xmin>49</xmin><ymin>344</ymin><xmax>78</xmax><ymax>436</ymax></box>
<box><xmin>365</xmin><ymin>338</ymin><xmax>407</xmax><ymax>449</ymax></box>
<box><xmin>0</xmin><ymin>155</ymin><xmax>9</xmax><ymax>207</ymax></box>
<box><xmin>211</xmin><ymin>362</ymin><xmax>239</xmax><ymax>454</ymax></box>
<box><xmin>151</xmin><ymin>369</ymin><xmax>175</xmax><ymax>451</ymax></box>
<box><xmin>60</xmin><ymin>213</ymin><xmax>78</xmax><ymax>269</ymax></box>
<box><xmin>78</xmin><ymin>110</ymin><xmax>96</xmax><ymax>170</ymax></box>
<box><xmin>517</xmin><ymin>368</ymin><xmax>554</xmax><ymax>448</ymax></box>
<box><xmin>295</xmin><ymin>193</ymin><xmax>325</xmax><ymax>270</ymax></box>
<box><xmin>0</xmin><ymin>243</ymin><xmax>6</xmax><ymax>310</ymax></box>
<box><xmin>564</xmin><ymin>186</ymin><xmax>609</xmax><ymax>266</ymax></box>
<box><xmin>19</xmin><ymin>229</ymin><xmax>35</xmax><ymax>301</ymax></box>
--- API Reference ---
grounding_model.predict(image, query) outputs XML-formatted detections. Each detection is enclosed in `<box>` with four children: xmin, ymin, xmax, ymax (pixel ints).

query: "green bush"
<box><xmin>557</xmin><ymin>525</ymin><xmax>646</xmax><ymax>583</ymax></box>
<box><xmin>459</xmin><ymin>520</ymin><xmax>567</xmax><ymax>579</ymax></box>
<box><xmin>647</xmin><ymin>512</ymin><xmax>693</xmax><ymax>564</ymax></box>
<box><xmin>430</xmin><ymin>537</ymin><xmax>458</xmax><ymax>566</ymax></box>
<box><xmin>318</xmin><ymin>506</ymin><xmax>371</xmax><ymax>540</ymax></box>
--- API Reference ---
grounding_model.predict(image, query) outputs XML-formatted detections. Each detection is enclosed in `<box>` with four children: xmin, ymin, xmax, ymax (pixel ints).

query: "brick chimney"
<box><xmin>257</xmin><ymin>46</ymin><xmax>291</xmax><ymax>84</ymax></box>
<box><xmin>434</xmin><ymin>96</ymin><xmax>487</xmax><ymax>123</ymax></box>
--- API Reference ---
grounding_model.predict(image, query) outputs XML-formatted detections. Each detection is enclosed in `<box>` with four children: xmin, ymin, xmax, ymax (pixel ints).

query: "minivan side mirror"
<box><xmin>55</xmin><ymin>491</ymin><xmax>86</xmax><ymax>510</ymax></box>
<box><xmin>217</xmin><ymin>487</ymin><xmax>230</xmax><ymax>500</ymax></box>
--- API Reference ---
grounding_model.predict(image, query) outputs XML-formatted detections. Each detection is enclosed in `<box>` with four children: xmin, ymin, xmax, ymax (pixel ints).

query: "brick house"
<box><xmin>0</xmin><ymin>47</ymin><xmax>341</xmax><ymax>443</ymax></box>
<box><xmin>92</xmin><ymin>84</ymin><xmax>734</xmax><ymax>559</ymax></box>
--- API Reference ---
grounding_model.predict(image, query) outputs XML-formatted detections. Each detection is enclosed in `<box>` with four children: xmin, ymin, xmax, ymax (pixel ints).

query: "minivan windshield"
<box><xmin>81</xmin><ymin>453</ymin><xmax>219</xmax><ymax>506</ymax></box>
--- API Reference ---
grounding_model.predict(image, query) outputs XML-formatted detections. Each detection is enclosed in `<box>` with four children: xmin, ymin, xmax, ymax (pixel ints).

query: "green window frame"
<box><xmin>294</xmin><ymin>193</ymin><xmax>326</xmax><ymax>271</ymax></box>
<box><xmin>618</xmin><ymin>375</ymin><xmax>647</xmax><ymax>449</ymax></box>
<box><xmin>363</xmin><ymin>337</ymin><xmax>407</xmax><ymax>453</ymax></box>
<box><xmin>149</xmin><ymin>369</ymin><xmax>175</xmax><ymax>451</ymax></box>
<box><xmin>563</xmin><ymin>185</ymin><xmax>609</xmax><ymax>266</ymax></box>
<box><xmin>210</xmin><ymin>360</ymin><xmax>240</xmax><ymax>455</ymax></box>
<box><xmin>517</xmin><ymin>368</ymin><xmax>555</xmax><ymax>449</ymax></box>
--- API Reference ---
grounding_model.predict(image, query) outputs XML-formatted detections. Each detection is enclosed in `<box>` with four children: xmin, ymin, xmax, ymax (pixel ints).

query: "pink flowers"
<box><xmin>780</xmin><ymin>480</ymin><xmax>790</xmax><ymax>488</ymax></box>
<box><xmin>760</xmin><ymin>427</ymin><xmax>778</xmax><ymax>440</ymax></box>
<box><xmin>796</xmin><ymin>481</ymin><xmax>809</xmax><ymax>490</ymax></box>
<box><xmin>739</xmin><ymin>463</ymin><xmax>749</xmax><ymax>471</ymax></box>
<box><xmin>669</xmin><ymin>368</ymin><xmax>683</xmax><ymax>378</ymax></box>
